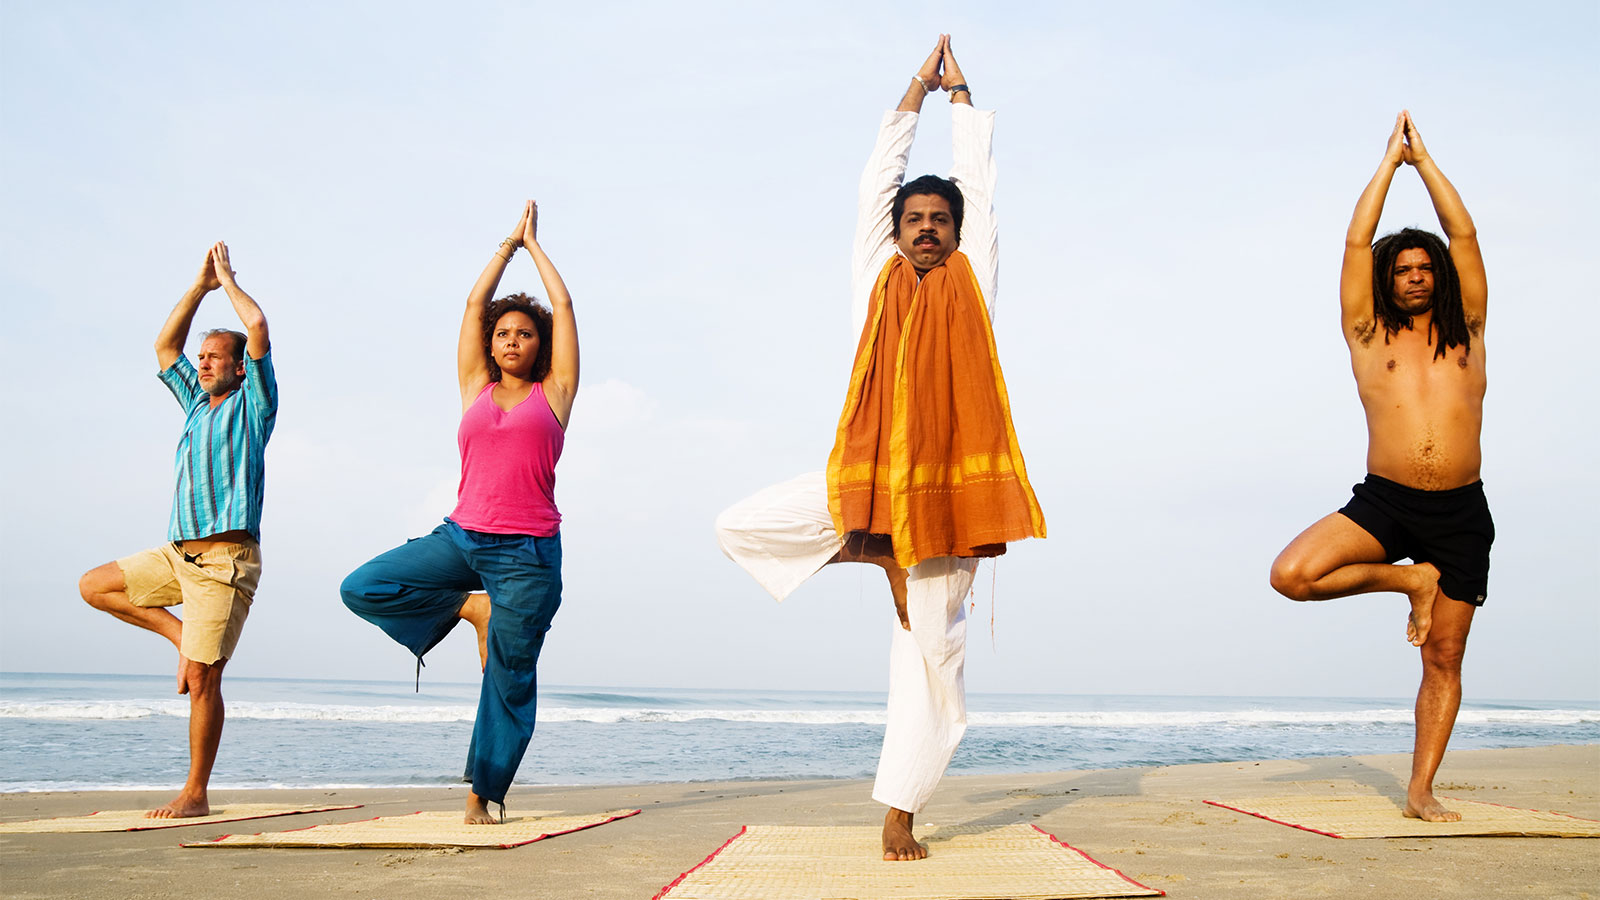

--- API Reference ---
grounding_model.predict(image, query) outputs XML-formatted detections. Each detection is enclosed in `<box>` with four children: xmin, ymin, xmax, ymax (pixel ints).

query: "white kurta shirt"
<box><xmin>849</xmin><ymin>104</ymin><xmax>1000</xmax><ymax>340</ymax></box>
<box><xmin>717</xmin><ymin>108</ymin><xmax>995</xmax><ymax>812</ymax></box>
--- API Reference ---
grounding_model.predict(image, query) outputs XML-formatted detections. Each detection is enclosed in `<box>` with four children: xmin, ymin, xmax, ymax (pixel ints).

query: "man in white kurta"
<box><xmin>715</xmin><ymin>36</ymin><xmax>1007</xmax><ymax>861</ymax></box>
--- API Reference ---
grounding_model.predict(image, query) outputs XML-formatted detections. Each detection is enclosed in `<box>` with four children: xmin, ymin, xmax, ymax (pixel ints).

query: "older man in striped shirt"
<box><xmin>79</xmin><ymin>241</ymin><xmax>277</xmax><ymax>819</ymax></box>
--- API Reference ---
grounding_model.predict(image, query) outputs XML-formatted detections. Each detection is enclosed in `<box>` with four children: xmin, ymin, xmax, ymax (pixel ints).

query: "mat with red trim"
<box><xmin>654</xmin><ymin>823</ymin><xmax>1164</xmax><ymax>900</ymax></box>
<box><xmin>1204</xmin><ymin>795</ymin><xmax>1600</xmax><ymax>838</ymax></box>
<box><xmin>0</xmin><ymin>803</ymin><xmax>362</xmax><ymax>834</ymax></box>
<box><xmin>181</xmin><ymin>808</ymin><xmax>640</xmax><ymax>848</ymax></box>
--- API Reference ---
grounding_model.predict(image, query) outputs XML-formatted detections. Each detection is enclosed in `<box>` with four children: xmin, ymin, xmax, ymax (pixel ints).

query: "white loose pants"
<box><xmin>714</xmin><ymin>472</ymin><xmax>977</xmax><ymax>813</ymax></box>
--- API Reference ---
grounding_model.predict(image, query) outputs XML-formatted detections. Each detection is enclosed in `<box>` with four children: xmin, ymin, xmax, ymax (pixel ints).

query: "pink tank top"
<box><xmin>448</xmin><ymin>381</ymin><xmax>564</xmax><ymax>536</ymax></box>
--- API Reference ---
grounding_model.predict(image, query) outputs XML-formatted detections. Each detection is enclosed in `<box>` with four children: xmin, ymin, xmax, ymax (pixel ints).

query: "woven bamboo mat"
<box><xmin>654</xmin><ymin>824</ymin><xmax>1164</xmax><ymax>900</ymax></box>
<box><xmin>1205</xmin><ymin>795</ymin><xmax>1600</xmax><ymax>839</ymax></box>
<box><xmin>0</xmin><ymin>803</ymin><xmax>361</xmax><ymax>834</ymax></box>
<box><xmin>182</xmin><ymin>808</ymin><xmax>640</xmax><ymax>849</ymax></box>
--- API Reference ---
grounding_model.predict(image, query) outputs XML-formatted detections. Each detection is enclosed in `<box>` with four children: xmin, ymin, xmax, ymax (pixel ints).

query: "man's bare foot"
<box><xmin>836</xmin><ymin>532</ymin><xmax>897</xmax><ymax>568</ymax></box>
<box><xmin>834</xmin><ymin>534</ymin><xmax>912</xmax><ymax>630</ymax></box>
<box><xmin>887</xmin><ymin>566</ymin><xmax>910</xmax><ymax>630</ymax></box>
<box><xmin>1404</xmin><ymin>789</ymin><xmax>1462</xmax><ymax>822</ymax></box>
<box><xmin>882</xmin><ymin>807</ymin><xmax>926</xmax><ymax>861</ymax></box>
<box><xmin>177</xmin><ymin>655</ymin><xmax>188</xmax><ymax>694</ymax></box>
<box><xmin>464</xmin><ymin>790</ymin><xmax>499</xmax><ymax>825</ymax></box>
<box><xmin>176</xmin><ymin>629</ymin><xmax>188</xmax><ymax>693</ymax></box>
<box><xmin>1404</xmin><ymin>563</ymin><xmax>1441</xmax><ymax>646</ymax></box>
<box><xmin>146</xmin><ymin>792</ymin><xmax>209</xmax><ymax>819</ymax></box>
<box><xmin>458</xmin><ymin>593</ymin><xmax>491</xmax><ymax>671</ymax></box>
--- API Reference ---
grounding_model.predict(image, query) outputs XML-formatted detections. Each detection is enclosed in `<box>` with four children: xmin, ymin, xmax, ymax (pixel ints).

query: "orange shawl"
<box><xmin>826</xmin><ymin>251</ymin><xmax>1046</xmax><ymax>569</ymax></box>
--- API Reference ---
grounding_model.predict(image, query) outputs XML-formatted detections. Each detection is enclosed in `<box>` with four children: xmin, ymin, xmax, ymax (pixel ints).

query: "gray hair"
<box><xmin>200</xmin><ymin>329</ymin><xmax>247</xmax><ymax>360</ymax></box>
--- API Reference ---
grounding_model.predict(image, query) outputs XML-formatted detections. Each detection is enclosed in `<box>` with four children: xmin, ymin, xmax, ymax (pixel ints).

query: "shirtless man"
<box><xmin>1269</xmin><ymin>112</ymin><xmax>1490</xmax><ymax>823</ymax></box>
<box><xmin>78</xmin><ymin>243</ymin><xmax>277</xmax><ymax>817</ymax></box>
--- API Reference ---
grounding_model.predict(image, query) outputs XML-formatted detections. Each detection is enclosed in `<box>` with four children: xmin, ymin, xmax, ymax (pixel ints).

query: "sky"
<box><xmin>2</xmin><ymin>1</ymin><xmax>1596</xmax><ymax>700</ymax></box>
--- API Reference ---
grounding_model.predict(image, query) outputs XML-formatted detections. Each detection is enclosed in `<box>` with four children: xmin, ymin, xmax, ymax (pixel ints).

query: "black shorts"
<box><xmin>1337</xmin><ymin>474</ymin><xmax>1494</xmax><ymax>606</ymax></box>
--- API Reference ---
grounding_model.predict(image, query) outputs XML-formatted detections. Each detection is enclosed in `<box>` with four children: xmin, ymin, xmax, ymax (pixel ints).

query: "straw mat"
<box><xmin>0</xmin><ymin>803</ymin><xmax>361</xmax><ymax>833</ymax></box>
<box><xmin>1205</xmin><ymin>795</ymin><xmax>1600</xmax><ymax>839</ymax></box>
<box><xmin>654</xmin><ymin>824</ymin><xmax>1164</xmax><ymax>900</ymax></box>
<box><xmin>182</xmin><ymin>807</ymin><xmax>640</xmax><ymax>849</ymax></box>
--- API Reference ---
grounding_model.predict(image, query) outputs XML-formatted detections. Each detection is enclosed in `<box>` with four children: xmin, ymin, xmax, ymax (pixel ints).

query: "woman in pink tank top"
<box><xmin>342</xmin><ymin>201</ymin><xmax>580</xmax><ymax>824</ymax></box>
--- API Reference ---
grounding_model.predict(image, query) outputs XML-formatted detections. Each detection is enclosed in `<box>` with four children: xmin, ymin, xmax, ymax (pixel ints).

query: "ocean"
<box><xmin>1</xmin><ymin>672</ymin><xmax>1594</xmax><ymax>792</ymax></box>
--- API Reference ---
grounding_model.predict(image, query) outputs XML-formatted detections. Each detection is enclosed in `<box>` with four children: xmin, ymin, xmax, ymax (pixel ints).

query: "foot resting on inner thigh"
<box><xmin>458</xmin><ymin>593</ymin><xmax>491</xmax><ymax>671</ymax></box>
<box><xmin>1403</xmin><ymin>563</ymin><xmax>1441</xmax><ymax>647</ymax></box>
<box><xmin>833</xmin><ymin>533</ymin><xmax>912</xmax><ymax>630</ymax></box>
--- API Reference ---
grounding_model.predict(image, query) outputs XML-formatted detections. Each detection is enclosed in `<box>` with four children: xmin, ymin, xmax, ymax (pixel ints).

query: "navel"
<box><xmin>1409</xmin><ymin>428</ymin><xmax>1450</xmax><ymax>489</ymax></box>
<box><xmin>1386</xmin><ymin>359</ymin><xmax>1397</xmax><ymax>371</ymax></box>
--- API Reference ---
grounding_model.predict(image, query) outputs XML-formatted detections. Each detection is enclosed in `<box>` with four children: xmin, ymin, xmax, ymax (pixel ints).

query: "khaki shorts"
<box><xmin>116</xmin><ymin>539</ymin><xmax>261</xmax><ymax>665</ymax></box>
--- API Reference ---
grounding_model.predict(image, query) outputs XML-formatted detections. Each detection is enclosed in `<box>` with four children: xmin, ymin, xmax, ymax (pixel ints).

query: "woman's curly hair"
<box><xmin>482</xmin><ymin>293</ymin><xmax>554</xmax><ymax>383</ymax></box>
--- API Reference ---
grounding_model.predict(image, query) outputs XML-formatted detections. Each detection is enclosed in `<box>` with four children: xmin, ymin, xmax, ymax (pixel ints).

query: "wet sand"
<box><xmin>2</xmin><ymin>744</ymin><xmax>1595</xmax><ymax>899</ymax></box>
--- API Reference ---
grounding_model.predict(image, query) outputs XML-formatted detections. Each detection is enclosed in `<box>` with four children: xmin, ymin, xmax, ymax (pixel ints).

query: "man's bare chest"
<box><xmin>1351</xmin><ymin>329</ymin><xmax>1486</xmax><ymax>408</ymax></box>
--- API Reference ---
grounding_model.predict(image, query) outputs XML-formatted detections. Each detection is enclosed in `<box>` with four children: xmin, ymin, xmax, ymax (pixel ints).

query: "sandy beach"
<box><xmin>1</xmin><ymin>744</ymin><xmax>1594</xmax><ymax>899</ymax></box>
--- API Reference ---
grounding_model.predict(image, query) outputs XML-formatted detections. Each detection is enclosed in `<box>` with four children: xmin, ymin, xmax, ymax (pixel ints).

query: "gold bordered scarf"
<box><xmin>826</xmin><ymin>251</ymin><xmax>1046</xmax><ymax>569</ymax></box>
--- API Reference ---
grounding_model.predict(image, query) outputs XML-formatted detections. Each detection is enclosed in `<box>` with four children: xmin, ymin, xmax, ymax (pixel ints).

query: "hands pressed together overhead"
<box><xmin>1383</xmin><ymin>110</ymin><xmax>1432</xmax><ymax>169</ymax></box>
<box><xmin>913</xmin><ymin>34</ymin><xmax>969</xmax><ymax>99</ymax></box>
<box><xmin>193</xmin><ymin>242</ymin><xmax>239</xmax><ymax>294</ymax></box>
<box><xmin>498</xmin><ymin>200</ymin><xmax>542</xmax><ymax>262</ymax></box>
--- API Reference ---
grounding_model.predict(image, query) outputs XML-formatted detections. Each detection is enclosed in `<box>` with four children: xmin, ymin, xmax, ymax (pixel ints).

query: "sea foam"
<box><xmin>3</xmin><ymin>699</ymin><xmax>1595</xmax><ymax>727</ymax></box>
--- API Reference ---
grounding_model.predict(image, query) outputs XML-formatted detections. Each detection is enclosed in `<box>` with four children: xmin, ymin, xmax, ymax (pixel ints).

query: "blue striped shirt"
<box><xmin>160</xmin><ymin>350</ymin><xmax>279</xmax><ymax>541</ymax></box>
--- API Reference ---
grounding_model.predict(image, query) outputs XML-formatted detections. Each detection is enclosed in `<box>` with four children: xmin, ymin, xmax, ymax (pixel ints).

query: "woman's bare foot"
<box><xmin>1404</xmin><ymin>563</ymin><xmax>1441</xmax><ymax>646</ymax></box>
<box><xmin>464</xmin><ymin>790</ymin><xmax>499</xmax><ymax>825</ymax></box>
<box><xmin>147</xmin><ymin>791</ymin><xmax>209</xmax><ymax>819</ymax></box>
<box><xmin>882</xmin><ymin>807</ymin><xmax>926</xmax><ymax>861</ymax></box>
<box><xmin>1403</xmin><ymin>788</ymin><xmax>1462</xmax><ymax>822</ymax></box>
<box><xmin>458</xmin><ymin>593</ymin><xmax>491</xmax><ymax>671</ymax></box>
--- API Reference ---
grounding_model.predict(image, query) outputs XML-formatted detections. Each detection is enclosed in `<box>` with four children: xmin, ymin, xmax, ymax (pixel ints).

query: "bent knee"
<box><xmin>79</xmin><ymin>565</ymin><xmax>118</xmax><ymax>607</ymax></box>
<box><xmin>1268</xmin><ymin>557</ymin><xmax>1313</xmax><ymax>601</ymax></box>
<box><xmin>338</xmin><ymin>577</ymin><xmax>359</xmax><ymax>608</ymax></box>
<box><xmin>712</xmin><ymin>507</ymin><xmax>747</xmax><ymax>551</ymax></box>
<box><xmin>339</xmin><ymin>570</ymin><xmax>380</xmax><ymax>610</ymax></box>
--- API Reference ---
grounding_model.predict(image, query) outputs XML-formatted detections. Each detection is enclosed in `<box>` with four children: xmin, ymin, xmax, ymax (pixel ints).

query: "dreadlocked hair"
<box><xmin>481</xmin><ymin>293</ymin><xmax>553</xmax><ymax>383</ymax></box>
<box><xmin>1371</xmin><ymin>227</ymin><xmax>1470</xmax><ymax>360</ymax></box>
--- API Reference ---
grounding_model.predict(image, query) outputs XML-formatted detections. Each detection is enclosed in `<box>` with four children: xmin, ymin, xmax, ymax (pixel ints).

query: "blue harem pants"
<box><xmin>340</xmin><ymin>519</ymin><xmax>562</xmax><ymax>805</ymax></box>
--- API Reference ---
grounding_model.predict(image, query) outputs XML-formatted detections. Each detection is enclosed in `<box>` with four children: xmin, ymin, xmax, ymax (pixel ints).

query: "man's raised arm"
<box><xmin>1402</xmin><ymin>113</ymin><xmax>1487</xmax><ymax>328</ymax></box>
<box><xmin>942</xmin><ymin>37</ymin><xmax>999</xmax><ymax>317</ymax></box>
<box><xmin>154</xmin><ymin>248</ymin><xmax>222</xmax><ymax>371</ymax></box>
<box><xmin>851</xmin><ymin>38</ymin><xmax>945</xmax><ymax>335</ymax></box>
<box><xmin>1340</xmin><ymin>113</ymin><xmax>1407</xmax><ymax>342</ymax></box>
<box><xmin>208</xmin><ymin>242</ymin><xmax>270</xmax><ymax>359</ymax></box>
<box><xmin>897</xmin><ymin>38</ymin><xmax>944</xmax><ymax>115</ymax></box>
